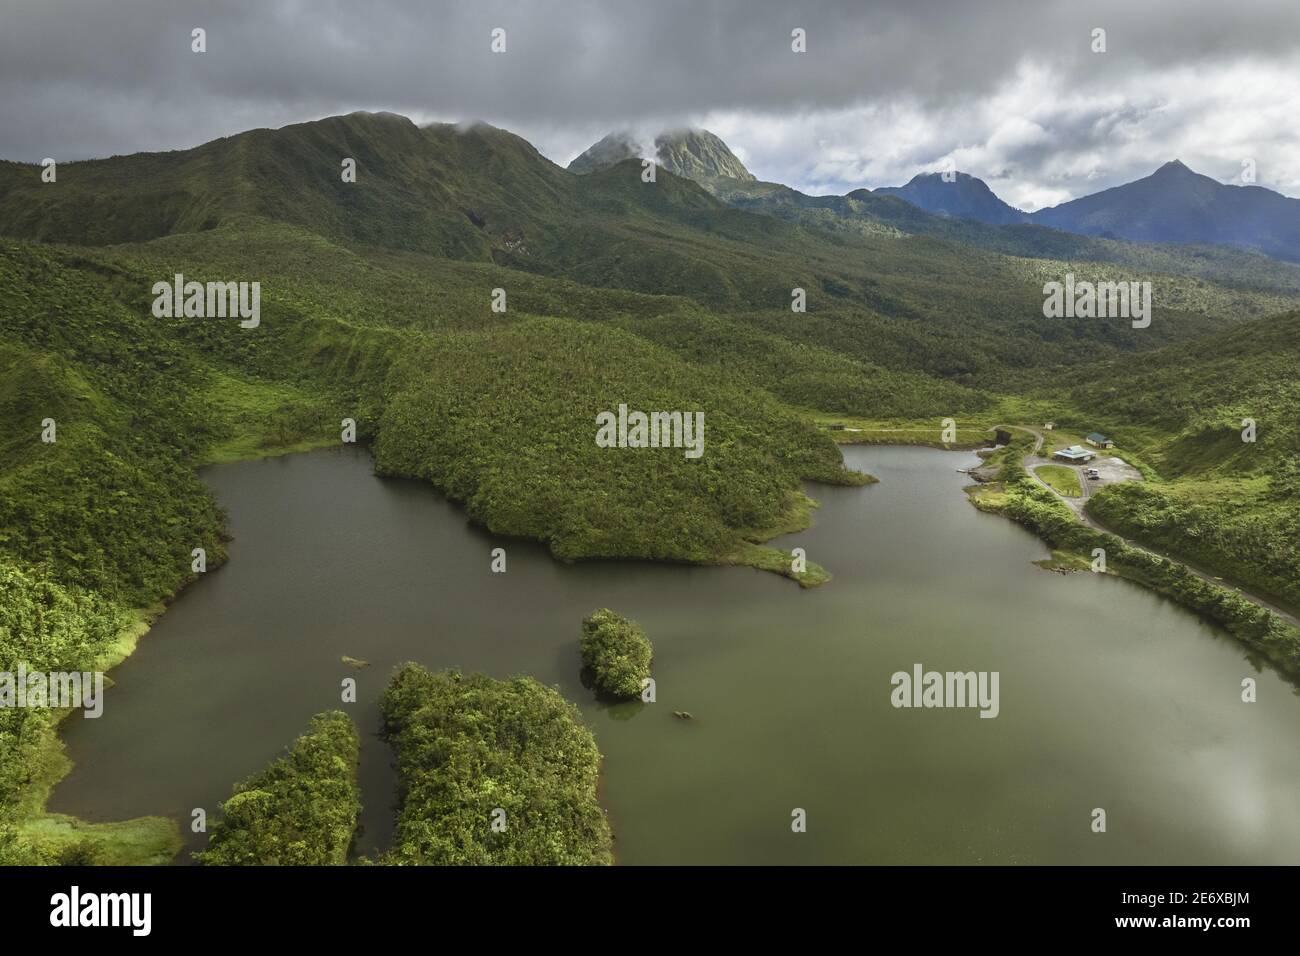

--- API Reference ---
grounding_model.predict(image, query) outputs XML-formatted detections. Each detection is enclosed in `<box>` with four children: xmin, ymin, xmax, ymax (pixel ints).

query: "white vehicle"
<box><xmin>1085</xmin><ymin>468</ymin><xmax>1101</xmax><ymax>480</ymax></box>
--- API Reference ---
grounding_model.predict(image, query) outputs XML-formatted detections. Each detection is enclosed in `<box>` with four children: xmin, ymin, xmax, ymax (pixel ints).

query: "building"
<box><xmin>1053</xmin><ymin>445</ymin><xmax>1096</xmax><ymax>463</ymax></box>
<box><xmin>1086</xmin><ymin>432</ymin><xmax>1115</xmax><ymax>448</ymax></box>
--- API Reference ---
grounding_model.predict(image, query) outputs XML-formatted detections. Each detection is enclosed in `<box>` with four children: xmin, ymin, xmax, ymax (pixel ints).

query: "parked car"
<box><xmin>1085</xmin><ymin>468</ymin><xmax>1101</xmax><ymax>480</ymax></box>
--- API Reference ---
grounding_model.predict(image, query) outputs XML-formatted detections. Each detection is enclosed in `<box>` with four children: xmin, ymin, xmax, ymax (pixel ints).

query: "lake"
<box><xmin>49</xmin><ymin>444</ymin><xmax>1300</xmax><ymax>864</ymax></box>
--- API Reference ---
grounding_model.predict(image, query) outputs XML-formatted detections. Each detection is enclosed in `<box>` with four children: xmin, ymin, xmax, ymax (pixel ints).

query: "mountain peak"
<box><xmin>653</xmin><ymin>129</ymin><xmax>755</xmax><ymax>182</ymax></box>
<box><xmin>874</xmin><ymin>170</ymin><xmax>1028</xmax><ymax>225</ymax></box>
<box><xmin>568</xmin><ymin>127</ymin><xmax>754</xmax><ymax>182</ymax></box>
<box><xmin>1031</xmin><ymin>158</ymin><xmax>1300</xmax><ymax>261</ymax></box>
<box><xmin>566</xmin><ymin>131</ymin><xmax>644</xmax><ymax>174</ymax></box>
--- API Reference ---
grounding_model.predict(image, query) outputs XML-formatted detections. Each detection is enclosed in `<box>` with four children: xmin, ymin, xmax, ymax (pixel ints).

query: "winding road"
<box><xmin>997</xmin><ymin>424</ymin><xmax>1300</xmax><ymax>629</ymax></box>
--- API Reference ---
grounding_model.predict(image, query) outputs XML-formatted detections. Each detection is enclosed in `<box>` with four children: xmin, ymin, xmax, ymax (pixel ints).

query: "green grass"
<box><xmin>17</xmin><ymin>814</ymin><xmax>180</xmax><ymax>866</ymax></box>
<box><xmin>198</xmin><ymin>371</ymin><xmax>340</xmax><ymax>465</ymax></box>
<box><xmin>1035</xmin><ymin>464</ymin><xmax>1083</xmax><ymax>497</ymax></box>
<box><xmin>1033</xmin><ymin>549</ymin><xmax>1096</xmax><ymax>573</ymax></box>
<box><xmin>811</xmin><ymin>414</ymin><xmax>995</xmax><ymax>449</ymax></box>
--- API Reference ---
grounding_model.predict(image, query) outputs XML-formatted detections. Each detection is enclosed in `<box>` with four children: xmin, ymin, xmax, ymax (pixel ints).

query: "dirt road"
<box><xmin>994</xmin><ymin>424</ymin><xmax>1300</xmax><ymax>629</ymax></box>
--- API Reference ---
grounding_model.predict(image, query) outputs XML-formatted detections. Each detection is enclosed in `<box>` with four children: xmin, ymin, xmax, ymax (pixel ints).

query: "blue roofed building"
<box><xmin>1053</xmin><ymin>445</ymin><xmax>1096</xmax><ymax>463</ymax></box>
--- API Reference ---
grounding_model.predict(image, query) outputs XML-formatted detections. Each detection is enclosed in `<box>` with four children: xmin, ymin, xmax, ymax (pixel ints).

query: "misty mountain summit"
<box><xmin>565</xmin><ymin>131</ymin><xmax>643</xmax><ymax>174</ymax></box>
<box><xmin>653</xmin><ymin>129</ymin><xmax>755</xmax><ymax>182</ymax></box>
<box><xmin>568</xmin><ymin>128</ymin><xmax>755</xmax><ymax>182</ymax></box>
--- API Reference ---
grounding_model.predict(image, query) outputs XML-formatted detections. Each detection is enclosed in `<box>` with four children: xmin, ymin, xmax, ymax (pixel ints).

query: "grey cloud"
<box><xmin>2</xmin><ymin>0</ymin><xmax>1298</xmax><ymax>201</ymax></box>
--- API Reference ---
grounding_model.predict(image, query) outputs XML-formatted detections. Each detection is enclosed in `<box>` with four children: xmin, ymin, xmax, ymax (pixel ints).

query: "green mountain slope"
<box><xmin>8</xmin><ymin>111</ymin><xmax>1291</xmax><ymax>394</ymax></box>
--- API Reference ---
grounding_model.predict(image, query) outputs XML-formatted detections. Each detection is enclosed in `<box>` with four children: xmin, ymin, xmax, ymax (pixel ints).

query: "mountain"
<box><xmin>1030</xmin><ymin>160</ymin><xmax>1300</xmax><ymax>263</ymax></box>
<box><xmin>568</xmin><ymin>128</ymin><xmax>754</xmax><ymax>182</ymax></box>
<box><xmin>0</xmin><ymin>111</ymin><xmax>581</xmax><ymax>257</ymax></box>
<box><xmin>565</xmin><ymin>131</ymin><xmax>642</xmax><ymax>174</ymax></box>
<box><xmin>653</xmin><ymin>129</ymin><xmax>755</xmax><ymax>182</ymax></box>
<box><xmin>706</xmin><ymin>172</ymin><xmax>1300</xmax><ymax>313</ymax></box>
<box><xmin>874</xmin><ymin>171</ymin><xmax>1028</xmax><ymax>225</ymax></box>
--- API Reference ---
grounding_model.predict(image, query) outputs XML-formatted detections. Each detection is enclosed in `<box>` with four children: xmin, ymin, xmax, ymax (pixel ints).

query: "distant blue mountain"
<box><xmin>873</xmin><ymin>172</ymin><xmax>1029</xmax><ymax>225</ymax></box>
<box><xmin>1029</xmin><ymin>160</ymin><xmax>1300</xmax><ymax>263</ymax></box>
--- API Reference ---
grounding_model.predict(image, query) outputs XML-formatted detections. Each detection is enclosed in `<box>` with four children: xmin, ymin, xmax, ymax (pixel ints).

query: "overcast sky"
<box><xmin>3</xmin><ymin>0</ymin><xmax>1298</xmax><ymax>209</ymax></box>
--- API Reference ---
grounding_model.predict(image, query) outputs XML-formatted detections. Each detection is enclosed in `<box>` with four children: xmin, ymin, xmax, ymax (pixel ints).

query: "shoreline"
<box><xmin>28</xmin><ymin>437</ymin><xmax>1297</xmax><ymax>866</ymax></box>
<box><xmin>961</xmin><ymin>431</ymin><xmax>1300</xmax><ymax>684</ymax></box>
<box><xmin>25</xmin><ymin>440</ymin><xmax>871</xmax><ymax>863</ymax></box>
<box><xmin>15</xmin><ymin>435</ymin><xmax>338</xmax><ymax>865</ymax></box>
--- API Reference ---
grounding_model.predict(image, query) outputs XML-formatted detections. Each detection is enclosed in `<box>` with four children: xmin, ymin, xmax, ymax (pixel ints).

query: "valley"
<box><xmin>2</xmin><ymin>111</ymin><xmax>1298</xmax><ymax>867</ymax></box>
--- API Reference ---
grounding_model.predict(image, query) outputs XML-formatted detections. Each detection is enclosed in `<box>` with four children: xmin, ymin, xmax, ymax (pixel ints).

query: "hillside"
<box><xmin>653</xmin><ymin>129</ymin><xmax>755</xmax><ymax>182</ymax></box>
<box><xmin>1041</xmin><ymin>312</ymin><xmax>1300</xmax><ymax>608</ymax></box>
<box><xmin>5</xmin><ymin>112</ymin><xmax>1297</xmax><ymax>399</ymax></box>
<box><xmin>566</xmin><ymin>131</ymin><xmax>642</xmax><ymax>174</ymax></box>
<box><xmin>4</xmin><ymin>107</ymin><xmax>1300</xmax><ymax>866</ymax></box>
<box><xmin>373</xmin><ymin>316</ymin><xmax>864</xmax><ymax>570</ymax></box>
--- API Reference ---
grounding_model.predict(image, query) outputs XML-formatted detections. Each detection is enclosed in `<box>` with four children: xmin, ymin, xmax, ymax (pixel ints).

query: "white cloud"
<box><xmin>589</xmin><ymin>55</ymin><xmax>1300</xmax><ymax>208</ymax></box>
<box><xmin>2</xmin><ymin>1</ymin><xmax>1297</xmax><ymax>207</ymax></box>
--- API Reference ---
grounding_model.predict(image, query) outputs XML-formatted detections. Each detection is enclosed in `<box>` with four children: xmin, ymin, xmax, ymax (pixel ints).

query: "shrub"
<box><xmin>196</xmin><ymin>711</ymin><xmax>360</xmax><ymax>866</ymax></box>
<box><xmin>580</xmin><ymin>608</ymin><xmax>653</xmax><ymax>699</ymax></box>
<box><xmin>380</xmin><ymin>664</ymin><xmax>612</xmax><ymax>866</ymax></box>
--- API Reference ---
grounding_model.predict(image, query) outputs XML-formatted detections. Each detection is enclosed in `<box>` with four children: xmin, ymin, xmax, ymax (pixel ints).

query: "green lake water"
<box><xmin>50</xmin><ymin>444</ymin><xmax>1300</xmax><ymax>864</ymax></box>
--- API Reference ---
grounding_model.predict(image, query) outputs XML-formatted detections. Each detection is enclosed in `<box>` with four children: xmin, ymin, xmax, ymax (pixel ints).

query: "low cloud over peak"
<box><xmin>3</xmin><ymin>0</ymin><xmax>1298</xmax><ymax>203</ymax></box>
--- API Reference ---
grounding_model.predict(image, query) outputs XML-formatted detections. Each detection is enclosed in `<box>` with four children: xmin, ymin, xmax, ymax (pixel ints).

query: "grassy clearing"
<box><xmin>1035</xmin><ymin>464</ymin><xmax>1083</xmax><ymax>497</ymax></box>
<box><xmin>1034</xmin><ymin>550</ymin><xmax>1096</xmax><ymax>572</ymax></box>
<box><xmin>805</xmin><ymin>394</ymin><xmax>1068</xmax><ymax>452</ymax></box>
<box><xmin>8</xmin><ymin>603</ymin><xmax>184</xmax><ymax>865</ymax></box>
<box><xmin>18</xmin><ymin>814</ymin><xmax>180</xmax><ymax>866</ymax></box>
<box><xmin>198</xmin><ymin>370</ymin><xmax>340</xmax><ymax>465</ymax></box>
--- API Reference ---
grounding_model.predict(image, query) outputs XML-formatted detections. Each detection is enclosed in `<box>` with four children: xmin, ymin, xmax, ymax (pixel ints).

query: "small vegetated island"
<box><xmin>580</xmin><ymin>608</ymin><xmax>654</xmax><ymax>699</ymax></box>
<box><xmin>196</xmin><ymin>668</ymin><xmax>613</xmax><ymax>866</ymax></box>
<box><xmin>379</xmin><ymin>664</ymin><xmax>612</xmax><ymax>865</ymax></box>
<box><xmin>197</xmin><ymin>711</ymin><xmax>360</xmax><ymax>866</ymax></box>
